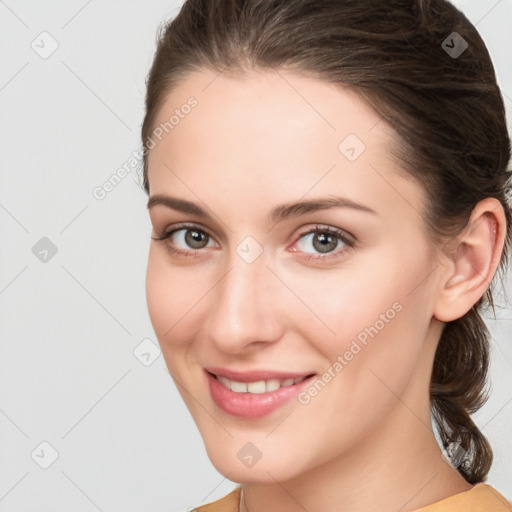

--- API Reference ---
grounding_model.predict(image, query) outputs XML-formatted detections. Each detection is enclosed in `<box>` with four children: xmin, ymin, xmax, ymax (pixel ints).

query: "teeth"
<box><xmin>247</xmin><ymin>381</ymin><xmax>266</xmax><ymax>394</ymax></box>
<box><xmin>217</xmin><ymin>376</ymin><xmax>232</xmax><ymax>389</ymax></box>
<box><xmin>216</xmin><ymin>375</ymin><xmax>309</xmax><ymax>394</ymax></box>
<box><xmin>230</xmin><ymin>380</ymin><xmax>247</xmax><ymax>393</ymax></box>
<box><xmin>265</xmin><ymin>379</ymin><xmax>281</xmax><ymax>392</ymax></box>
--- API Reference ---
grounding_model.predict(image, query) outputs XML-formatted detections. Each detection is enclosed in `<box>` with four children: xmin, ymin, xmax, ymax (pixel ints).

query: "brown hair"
<box><xmin>140</xmin><ymin>0</ymin><xmax>512</xmax><ymax>484</ymax></box>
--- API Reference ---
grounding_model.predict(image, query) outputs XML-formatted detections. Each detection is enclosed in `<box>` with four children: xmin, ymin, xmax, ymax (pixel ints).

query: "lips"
<box><xmin>204</xmin><ymin>367</ymin><xmax>316</xmax><ymax>418</ymax></box>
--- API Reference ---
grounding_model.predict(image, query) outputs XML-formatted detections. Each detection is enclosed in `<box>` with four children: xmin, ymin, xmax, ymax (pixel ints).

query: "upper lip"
<box><xmin>205</xmin><ymin>366</ymin><xmax>315</xmax><ymax>382</ymax></box>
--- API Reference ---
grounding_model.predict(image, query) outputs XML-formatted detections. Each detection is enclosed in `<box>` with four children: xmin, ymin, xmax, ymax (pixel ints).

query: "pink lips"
<box><xmin>205</xmin><ymin>367</ymin><xmax>315</xmax><ymax>419</ymax></box>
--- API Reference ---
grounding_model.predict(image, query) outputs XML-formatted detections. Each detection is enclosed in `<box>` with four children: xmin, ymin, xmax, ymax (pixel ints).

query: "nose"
<box><xmin>205</xmin><ymin>250</ymin><xmax>284</xmax><ymax>354</ymax></box>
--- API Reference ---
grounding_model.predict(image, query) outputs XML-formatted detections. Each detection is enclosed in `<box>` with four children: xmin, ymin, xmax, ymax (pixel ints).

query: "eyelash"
<box><xmin>151</xmin><ymin>223</ymin><xmax>355</xmax><ymax>262</ymax></box>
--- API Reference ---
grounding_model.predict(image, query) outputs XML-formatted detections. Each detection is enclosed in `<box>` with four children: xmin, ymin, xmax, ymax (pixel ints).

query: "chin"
<box><xmin>203</xmin><ymin>437</ymin><xmax>308</xmax><ymax>484</ymax></box>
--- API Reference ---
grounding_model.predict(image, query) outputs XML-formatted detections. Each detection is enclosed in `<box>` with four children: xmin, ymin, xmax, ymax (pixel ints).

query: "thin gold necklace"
<box><xmin>239</xmin><ymin>485</ymin><xmax>248</xmax><ymax>512</ymax></box>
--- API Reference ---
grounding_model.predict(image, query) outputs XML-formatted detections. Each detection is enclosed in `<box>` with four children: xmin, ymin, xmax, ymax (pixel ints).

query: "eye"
<box><xmin>152</xmin><ymin>223</ymin><xmax>355</xmax><ymax>262</ymax></box>
<box><xmin>152</xmin><ymin>223</ymin><xmax>217</xmax><ymax>256</ymax></box>
<box><xmin>291</xmin><ymin>225</ymin><xmax>355</xmax><ymax>261</ymax></box>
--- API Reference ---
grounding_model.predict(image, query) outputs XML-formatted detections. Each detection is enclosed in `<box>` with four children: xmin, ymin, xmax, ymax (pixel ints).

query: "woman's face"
<box><xmin>145</xmin><ymin>68</ymin><xmax>446</xmax><ymax>483</ymax></box>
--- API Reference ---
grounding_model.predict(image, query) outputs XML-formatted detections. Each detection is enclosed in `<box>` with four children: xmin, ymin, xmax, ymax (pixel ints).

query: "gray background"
<box><xmin>0</xmin><ymin>1</ymin><xmax>511</xmax><ymax>511</ymax></box>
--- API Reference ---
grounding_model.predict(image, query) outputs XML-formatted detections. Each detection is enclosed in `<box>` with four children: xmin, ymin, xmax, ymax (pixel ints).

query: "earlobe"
<box><xmin>433</xmin><ymin>198</ymin><xmax>505</xmax><ymax>323</ymax></box>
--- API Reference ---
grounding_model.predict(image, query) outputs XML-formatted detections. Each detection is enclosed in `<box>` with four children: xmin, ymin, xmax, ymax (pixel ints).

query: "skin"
<box><xmin>145</xmin><ymin>68</ymin><xmax>506</xmax><ymax>512</ymax></box>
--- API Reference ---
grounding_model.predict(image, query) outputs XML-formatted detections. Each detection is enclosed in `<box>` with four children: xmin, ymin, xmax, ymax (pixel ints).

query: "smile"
<box><xmin>215</xmin><ymin>374</ymin><xmax>308</xmax><ymax>394</ymax></box>
<box><xmin>204</xmin><ymin>368</ymin><xmax>316</xmax><ymax>418</ymax></box>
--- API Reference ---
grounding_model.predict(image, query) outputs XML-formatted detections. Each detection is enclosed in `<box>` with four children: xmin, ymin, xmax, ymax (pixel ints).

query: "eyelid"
<box><xmin>152</xmin><ymin>222</ymin><xmax>218</xmax><ymax>244</ymax></box>
<box><xmin>153</xmin><ymin>222</ymin><xmax>354</xmax><ymax>242</ymax></box>
<box><xmin>293</xmin><ymin>224</ymin><xmax>355</xmax><ymax>244</ymax></box>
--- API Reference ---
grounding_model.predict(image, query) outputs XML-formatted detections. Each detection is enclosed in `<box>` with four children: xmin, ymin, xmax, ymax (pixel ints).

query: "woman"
<box><xmin>141</xmin><ymin>0</ymin><xmax>512</xmax><ymax>510</ymax></box>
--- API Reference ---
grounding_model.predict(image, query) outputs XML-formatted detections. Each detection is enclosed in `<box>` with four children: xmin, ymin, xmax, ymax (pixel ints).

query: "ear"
<box><xmin>433</xmin><ymin>198</ymin><xmax>507</xmax><ymax>322</ymax></box>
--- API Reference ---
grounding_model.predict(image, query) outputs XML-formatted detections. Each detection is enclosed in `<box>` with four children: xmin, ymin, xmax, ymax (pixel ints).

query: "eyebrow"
<box><xmin>147</xmin><ymin>194</ymin><xmax>378</xmax><ymax>224</ymax></box>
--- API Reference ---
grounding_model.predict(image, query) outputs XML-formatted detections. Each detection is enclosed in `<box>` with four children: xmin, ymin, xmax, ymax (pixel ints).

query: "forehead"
<box><xmin>146</xmin><ymin>68</ymin><xmax>425</xmax><ymax>223</ymax></box>
<box><xmin>149</xmin><ymin>67</ymin><xmax>387</xmax><ymax>156</ymax></box>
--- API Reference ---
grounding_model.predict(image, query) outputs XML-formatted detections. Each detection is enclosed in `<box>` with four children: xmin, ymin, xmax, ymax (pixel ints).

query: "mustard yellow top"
<box><xmin>194</xmin><ymin>483</ymin><xmax>511</xmax><ymax>512</ymax></box>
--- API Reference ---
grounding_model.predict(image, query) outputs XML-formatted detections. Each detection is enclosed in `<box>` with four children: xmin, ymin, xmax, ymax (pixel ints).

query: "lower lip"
<box><xmin>206</xmin><ymin>371</ymin><xmax>315</xmax><ymax>419</ymax></box>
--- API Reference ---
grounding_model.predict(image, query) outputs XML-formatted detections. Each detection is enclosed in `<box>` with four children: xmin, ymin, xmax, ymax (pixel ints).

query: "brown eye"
<box><xmin>152</xmin><ymin>224</ymin><xmax>217</xmax><ymax>254</ymax></box>
<box><xmin>296</xmin><ymin>227</ymin><xmax>349</xmax><ymax>255</ymax></box>
<box><xmin>183</xmin><ymin>229</ymin><xmax>210</xmax><ymax>249</ymax></box>
<box><xmin>311</xmin><ymin>232</ymin><xmax>339</xmax><ymax>253</ymax></box>
<box><xmin>291</xmin><ymin>225</ymin><xmax>356</xmax><ymax>262</ymax></box>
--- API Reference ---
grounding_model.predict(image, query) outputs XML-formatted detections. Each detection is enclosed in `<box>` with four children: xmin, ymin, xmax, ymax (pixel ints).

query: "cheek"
<box><xmin>145</xmin><ymin>253</ymin><xmax>200</xmax><ymax>385</ymax></box>
<box><xmin>145</xmin><ymin>248</ymin><xmax>201</xmax><ymax>345</ymax></box>
<box><xmin>145</xmin><ymin>247</ymin><xmax>227</xmax><ymax>384</ymax></box>
<box><xmin>301</xmin><ymin>252</ymin><xmax>434</xmax><ymax>409</ymax></box>
<box><xmin>290</xmin><ymin>245</ymin><xmax>435</xmax><ymax>405</ymax></box>
<box><xmin>297</xmin><ymin>240</ymin><xmax>434</xmax><ymax>353</ymax></box>
<box><xmin>145</xmin><ymin>251</ymin><xmax>171</xmax><ymax>340</ymax></box>
<box><xmin>281</xmin><ymin>263</ymin><xmax>414</xmax><ymax>357</ymax></box>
